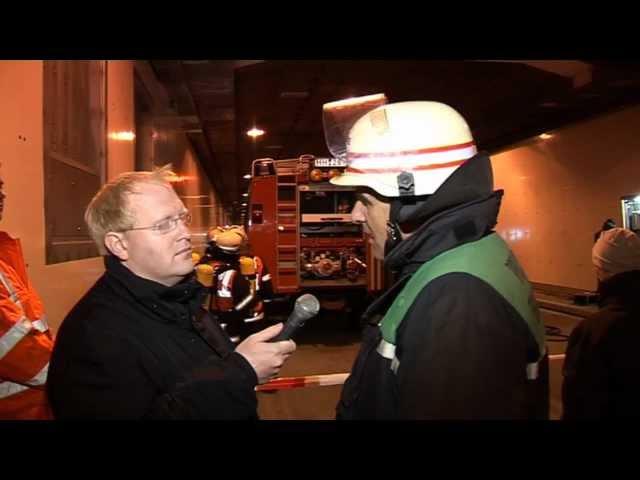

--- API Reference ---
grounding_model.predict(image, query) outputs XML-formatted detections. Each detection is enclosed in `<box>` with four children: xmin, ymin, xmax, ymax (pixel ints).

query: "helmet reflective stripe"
<box><xmin>330</xmin><ymin>100</ymin><xmax>476</xmax><ymax>197</ymax></box>
<box><xmin>346</xmin><ymin>141</ymin><xmax>476</xmax><ymax>174</ymax></box>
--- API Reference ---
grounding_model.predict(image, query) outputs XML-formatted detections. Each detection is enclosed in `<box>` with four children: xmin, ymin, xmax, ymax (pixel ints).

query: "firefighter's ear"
<box><xmin>104</xmin><ymin>231</ymin><xmax>129</xmax><ymax>260</ymax></box>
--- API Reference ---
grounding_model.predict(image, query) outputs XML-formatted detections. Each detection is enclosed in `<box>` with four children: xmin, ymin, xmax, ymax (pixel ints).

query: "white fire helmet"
<box><xmin>327</xmin><ymin>100</ymin><xmax>477</xmax><ymax>197</ymax></box>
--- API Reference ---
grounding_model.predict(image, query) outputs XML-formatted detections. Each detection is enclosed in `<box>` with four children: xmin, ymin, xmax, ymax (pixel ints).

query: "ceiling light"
<box><xmin>539</xmin><ymin>133</ymin><xmax>553</xmax><ymax>140</ymax></box>
<box><xmin>109</xmin><ymin>131</ymin><xmax>136</xmax><ymax>141</ymax></box>
<box><xmin>243</xmin><ymin>174</ymin><xmax>252</xmax><ymax>179</ymax></box>
<box><xmin>246</xmin><ymin>127</ymin><xmax>265</xmax><ymax>138</ymax></box>
<box><xmin>242</xmin><ymin>193</ymin><xmax>249</xmax><ymax>197</ymax></box>
<box><xmin>241</xmin><ymin>203</ymin><xmax>248</xmax><ymax>207</ymax></box>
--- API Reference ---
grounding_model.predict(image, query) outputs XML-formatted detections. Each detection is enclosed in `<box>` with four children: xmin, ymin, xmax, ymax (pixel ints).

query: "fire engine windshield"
<box><xmin>300</xmin><ymin>191</ymin><xmax>355</xmax><ymax>215</ymax></box>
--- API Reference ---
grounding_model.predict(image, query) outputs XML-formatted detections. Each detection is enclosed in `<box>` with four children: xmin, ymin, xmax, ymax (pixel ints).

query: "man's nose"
<box><xmin>176</xmin><ymin>218</ymin><xmax>191</xmax><ymax>238</ymax></box>
<box><xmin>351</xmin><ymin>200</ymin><xmax>367</xmax><ymax>224</ymax></box>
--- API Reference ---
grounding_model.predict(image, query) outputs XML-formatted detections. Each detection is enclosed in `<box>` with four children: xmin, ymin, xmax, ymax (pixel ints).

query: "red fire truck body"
<box><xmin>247</xmin><ymin>155</ymin><xmax>384</xmax><ymax>313</ymax></box>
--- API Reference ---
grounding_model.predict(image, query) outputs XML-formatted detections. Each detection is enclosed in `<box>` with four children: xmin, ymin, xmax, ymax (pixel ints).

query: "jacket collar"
<box><xmin>104</xmin><ymin>254</ymin><xmax>205</xmax><ymax>326</ymax></box>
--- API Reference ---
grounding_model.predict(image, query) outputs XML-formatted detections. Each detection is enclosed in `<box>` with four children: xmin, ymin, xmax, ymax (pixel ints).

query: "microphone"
<box><xmin>270</xmin><ymin>294</ymin><xmax>320</xmax><ymax>342</ymax></box>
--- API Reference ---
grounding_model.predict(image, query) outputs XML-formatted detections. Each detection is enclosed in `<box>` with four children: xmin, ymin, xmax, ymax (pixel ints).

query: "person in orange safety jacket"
<box><xmin>196</xmin><ymin>225</ymin><xmax>273</xmax><ymax>344</ymax></box>
<box><xmin>0</xmin><ymin>172</ymin><xmax>54</xmax><ymax>419</ymax></box>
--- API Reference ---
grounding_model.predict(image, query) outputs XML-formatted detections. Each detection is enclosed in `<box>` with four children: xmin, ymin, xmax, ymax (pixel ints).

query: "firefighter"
<box><xmin>323</xmin><ymin>98</ymin><xmax>549</xmax><ymax>419</ymax></box>
<box><xmin>0</xmin><ymin>171</ymin><xmax>53</xmax><ymax>419</ymax></box>
<box><xmin>196</xmin><ymin>225</ymin><xmax>273</xmax><ymax>343</ymax></box>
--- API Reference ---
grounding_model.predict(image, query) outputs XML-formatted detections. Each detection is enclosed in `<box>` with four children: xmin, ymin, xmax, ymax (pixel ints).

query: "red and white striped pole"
<box><xmin>256</xmin><ymin>373</ymin><xmax>350</xmax><ymax>392</ymax></box>
<box><xmin>257</xmin><ymin>355</ymin><xmax>567</xmax><ymax>392</ymax></box>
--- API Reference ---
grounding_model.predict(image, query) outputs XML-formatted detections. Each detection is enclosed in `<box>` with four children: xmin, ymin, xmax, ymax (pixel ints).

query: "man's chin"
<box><xmin>179</xmin><ymin>262</ymin><xmax>195</xmax><ymax>276</ymax></box>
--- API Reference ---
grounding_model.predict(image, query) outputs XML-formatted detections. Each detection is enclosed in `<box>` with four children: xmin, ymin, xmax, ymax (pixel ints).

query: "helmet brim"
<box><xmin>330</xmin><ymin>165</ymin><xmax>461</xmax><ymax>198</ymax></box>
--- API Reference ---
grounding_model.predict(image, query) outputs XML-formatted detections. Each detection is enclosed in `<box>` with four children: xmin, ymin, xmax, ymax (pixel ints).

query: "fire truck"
<box><xmin>247</xmin><ymin>154</ymin><xmax>385</xmax><ymax>322</ymax></box>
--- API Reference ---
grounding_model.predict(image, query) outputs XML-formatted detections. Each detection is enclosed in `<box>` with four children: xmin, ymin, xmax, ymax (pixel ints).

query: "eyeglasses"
<box><xmin>124</xmin><ymin>211</ymin><xmax>192</xmax><ymax>235</ymax></box>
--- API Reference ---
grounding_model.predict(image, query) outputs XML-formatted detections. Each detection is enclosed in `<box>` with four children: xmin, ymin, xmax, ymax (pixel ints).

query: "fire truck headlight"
<box><xmin>328</xmin><ymin>169</ymin><xmax>341</xmax><ymax>179</ymax></box>
<box><xmin>310</xmin><ymin>169</ymin><xmax>324</xmax><ymax>182</ymax></box>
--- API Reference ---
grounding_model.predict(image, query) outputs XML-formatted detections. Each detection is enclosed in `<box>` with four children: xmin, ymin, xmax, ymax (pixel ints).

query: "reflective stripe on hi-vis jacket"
<box><xmin>0</xmin><ymin>232</ymin><xmax>53</xmax><ymax>419</ymax></box>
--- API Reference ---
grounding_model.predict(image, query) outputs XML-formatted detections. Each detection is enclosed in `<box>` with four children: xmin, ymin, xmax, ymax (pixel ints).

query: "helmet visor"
<box><xmin>322</xmin><ymin>93</ymin><xmax>387</xmax><ymax>161</ymax></box>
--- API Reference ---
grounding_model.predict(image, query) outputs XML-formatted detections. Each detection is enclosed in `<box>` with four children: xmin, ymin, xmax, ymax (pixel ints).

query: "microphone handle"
<box><xmin>270</xmin><ymin>313</ymin><xmax>307</xmax><ymax>342</ymax></box>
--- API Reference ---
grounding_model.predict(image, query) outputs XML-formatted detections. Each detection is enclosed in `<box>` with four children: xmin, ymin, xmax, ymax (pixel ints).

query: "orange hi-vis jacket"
<box><xmin>0</xmin><ymin>232</ymin><xmax>53</xmax><ymax>419</ymax></box>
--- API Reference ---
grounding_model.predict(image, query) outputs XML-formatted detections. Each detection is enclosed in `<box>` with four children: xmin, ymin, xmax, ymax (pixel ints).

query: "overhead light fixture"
<box><xmin>246</xmin><ymin>127</ymin><xmax>265</xmax><ymax>138</ymax></box>
<box><xmin>242</xmin><ymin>193</ymin><xmax>249</xmax><ymax>197</ymax></box>
<box><xmin>241</xmin><ymin>203</ymin><xmax>248</xmax><ymax>207</ymax></box>
<box><xmin>539</xmin><ymin>133</ymin><xmax>553</xmax><ymax>140</ymax></box>
<box><xmin>243</xmin><ymin>174</ymin><xmax>252</xmax><ymax>179</ymax></box>
<box><xmin>109</xmin><ymin>131</ymin><xmax>136</xmax><ymax>141</ymax></box>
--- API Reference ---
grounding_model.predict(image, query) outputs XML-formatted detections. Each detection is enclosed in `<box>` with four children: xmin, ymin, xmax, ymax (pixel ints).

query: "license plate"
<box><xmin>314</xmin><ymin>157</ymin><xmax>347</xmax><ymax>168</ymax></box>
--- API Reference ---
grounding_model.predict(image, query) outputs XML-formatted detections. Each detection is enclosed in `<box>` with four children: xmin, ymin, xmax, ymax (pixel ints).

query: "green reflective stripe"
<box><xmin>380</xmin><ymin>233</ymin><xmax>545</xmax><ymax>357</ymax></box>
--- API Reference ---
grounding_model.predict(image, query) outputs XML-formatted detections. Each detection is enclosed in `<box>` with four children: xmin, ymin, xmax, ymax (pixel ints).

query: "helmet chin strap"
<box><xmin>383</xmin><ymin>190</ymin><xmax>433</xmax><ymax>255</ymax></box>
<box><xmin>384</xmin><ymin>198</ymin><xmax>405</xmax><ymax>255</ymax></box>
<box><xmin>384</xmin><ymin>220</ymin><xmax>403</xmax><ymax>256</ymax></box>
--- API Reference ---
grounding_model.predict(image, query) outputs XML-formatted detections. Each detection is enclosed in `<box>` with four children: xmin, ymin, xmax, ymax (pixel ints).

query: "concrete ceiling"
<box><xmin>139</xmin><ymin>59</ymin><xmax>640</xmax><ymax>214</ymax></box>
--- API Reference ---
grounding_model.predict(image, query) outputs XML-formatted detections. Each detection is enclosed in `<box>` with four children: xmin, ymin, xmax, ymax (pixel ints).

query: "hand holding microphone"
<box><xmin>235</xmin><ymin>294</ymin><xmax>320</xmax><ymax>383</ymax></box>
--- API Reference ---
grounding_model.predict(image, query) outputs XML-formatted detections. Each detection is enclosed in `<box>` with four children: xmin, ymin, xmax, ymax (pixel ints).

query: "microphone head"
<box><xmin>294</xmin><ymin>293</ymin><xmax>320</xmax><ymax>320</ymax></box>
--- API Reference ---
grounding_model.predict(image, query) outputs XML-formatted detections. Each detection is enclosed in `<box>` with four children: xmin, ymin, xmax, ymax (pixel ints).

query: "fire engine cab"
<box><xmin>247</xmin><ymin>154</ymin><xmax>384</xmax><ymax>320</ymax></box>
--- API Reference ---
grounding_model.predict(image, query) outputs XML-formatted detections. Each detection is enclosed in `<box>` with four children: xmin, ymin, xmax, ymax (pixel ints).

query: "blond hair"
<box><xmin>85</xmin><ymin>164</ymin><xmax>176</xmax><ymax>255</ymax></box>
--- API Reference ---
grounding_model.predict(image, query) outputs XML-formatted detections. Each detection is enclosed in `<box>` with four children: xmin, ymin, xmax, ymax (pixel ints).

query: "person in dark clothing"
<box><xmin>47</xmin><ymin>166</ymin><xmax>295</xmax><ymax>419</ymax></box>
<box><xmin>322</xmin><ymin>98</ymin><xmax>549</xmax><ymax>419</ymax></box>
<box><xmin>562</xmin><ymin>227</ymin><xmax>640</xmax><ymax>419</ymax></box>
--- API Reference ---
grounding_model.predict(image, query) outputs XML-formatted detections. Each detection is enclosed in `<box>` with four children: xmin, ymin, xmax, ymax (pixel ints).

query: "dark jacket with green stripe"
<box><xmin>336</xmin><ymin>154</ymin><xmax>549</xmax><ymax>420</ymax></box>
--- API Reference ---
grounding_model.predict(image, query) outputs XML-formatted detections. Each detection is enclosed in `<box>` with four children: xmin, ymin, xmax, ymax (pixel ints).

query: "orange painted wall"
<box><xmin>492</xmin><ymin>105</ymin><xmax>640</xmax><ymax>291</ymax></box>
<box><xmin>0</xmin><ymin>60</ymin><xmax>135</xmax><ymax>333</ymax></box>
<box><xmin>134</xmin><ymin>117</ymin><xmax>223</xmax><ymax>254</ymax></box>
<box><xmin>107</xmin><ymin>61</ymin><xmax>136</xmax><ymax>181</ymax></box>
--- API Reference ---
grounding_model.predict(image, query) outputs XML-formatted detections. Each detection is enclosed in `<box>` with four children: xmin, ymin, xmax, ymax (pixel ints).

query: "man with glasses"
<box><xmin>47</xmin><ymin>166</ymin><xmax>295</xmax><ymax>419</ymax></box>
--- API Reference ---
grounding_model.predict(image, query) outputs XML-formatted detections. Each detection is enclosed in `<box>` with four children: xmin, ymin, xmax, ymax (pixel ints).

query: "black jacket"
<box><xmin>562</xmin><ymin>270</ymin><xmax>640</xmax><ymax>419</ymax></box>
<box><xmin>337</xmin><ymin>153</ymin><xmax>549</xmax><ymax>420</ymax></box>
<box><xmin>47</xmin><ymin>255</ymin><xmax>259</xmax><ymax>419</ymax></box>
